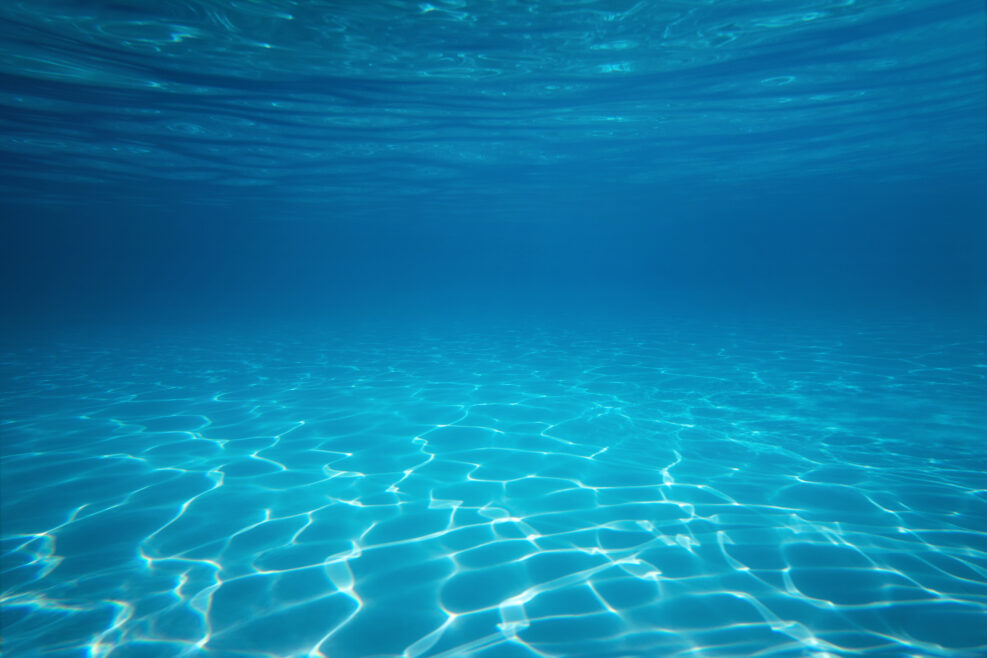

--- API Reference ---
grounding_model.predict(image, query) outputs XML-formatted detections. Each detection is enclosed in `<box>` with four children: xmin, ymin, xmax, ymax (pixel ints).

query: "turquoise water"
<box><xmin>3</xmin><ymin>319</ymin><xmax>986</xmax><ymax>656</ymax></box>
<box><xmin>1</xmin><ymin>1</ymin><xmax>986</xmax><ymax>657</ymax></box>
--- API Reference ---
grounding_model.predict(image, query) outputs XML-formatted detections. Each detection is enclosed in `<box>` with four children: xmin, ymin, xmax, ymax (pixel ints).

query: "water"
<box><xmin>1</xmin><ymin>2</ymin><xmax>985</xmax><ymax>657</ymax></box>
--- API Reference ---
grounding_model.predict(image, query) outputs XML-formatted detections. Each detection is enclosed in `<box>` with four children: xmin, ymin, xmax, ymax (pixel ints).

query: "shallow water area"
<box><xmin>2</xmin><ymin>316</ymin><xmax>985</xmax><ymax>657</ymax></box>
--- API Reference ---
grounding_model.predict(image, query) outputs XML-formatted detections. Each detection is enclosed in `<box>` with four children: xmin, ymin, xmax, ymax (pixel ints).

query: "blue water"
<box><xmin>1</xmin><ymin>1</ymin><xmax>986</xmax><ymax>657</ymax></box>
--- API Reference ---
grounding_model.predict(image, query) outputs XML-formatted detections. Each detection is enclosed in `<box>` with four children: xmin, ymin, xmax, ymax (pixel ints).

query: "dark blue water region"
<box><xmin>2</xmin><ymin>175</ymin><xmax>985</xmax><ymax>327</ymax></box>
<box><xmin>2</xmin><ymin>316</ymin><xmax>985</xmax><ymax>657</ymax></box>
<box><xmin>0</xmin><ymin>0</ymin><xmax>983</xmax><ymax>214</ymax></box>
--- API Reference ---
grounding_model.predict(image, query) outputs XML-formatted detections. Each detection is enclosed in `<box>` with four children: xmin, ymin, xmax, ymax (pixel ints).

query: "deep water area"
<box><xmin>1</xmin><ymin>1</ymin><xmax>986</xmax><ymax>657</ymax></box>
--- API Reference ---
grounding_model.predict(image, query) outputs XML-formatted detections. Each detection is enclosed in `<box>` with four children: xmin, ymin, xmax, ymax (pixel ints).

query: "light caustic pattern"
<box><xmin>1</xmin><ymin>321</ymin><xmax>986</xmax><ymax>657</ymax></box>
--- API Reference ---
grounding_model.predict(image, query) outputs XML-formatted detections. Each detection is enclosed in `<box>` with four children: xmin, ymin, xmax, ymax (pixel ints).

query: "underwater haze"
<box><xmin>1</xmin><ymin>1</ymin><xmax>986</xmax><ymax>657</ymax></box>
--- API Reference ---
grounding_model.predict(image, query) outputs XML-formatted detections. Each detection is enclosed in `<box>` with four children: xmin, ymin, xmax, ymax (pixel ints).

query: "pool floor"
<box><xmin>2</xmin><ymin>318</ymin><xmax>985</xmax><ymax>657</ymax></box>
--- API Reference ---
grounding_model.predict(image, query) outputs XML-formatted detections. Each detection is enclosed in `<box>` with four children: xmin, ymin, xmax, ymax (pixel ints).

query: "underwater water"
<box><xmin>1</xmin><ymin>1</ymin><xmax>986</xmax><ymax>657</ymax></box>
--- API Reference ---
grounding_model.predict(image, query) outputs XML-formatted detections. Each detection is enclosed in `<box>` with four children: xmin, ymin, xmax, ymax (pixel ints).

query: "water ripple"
<box><xmin>0</xmin><ymin>0</ymin><xmax>982</xmax><ymax>213</ymax></box>
<box><xmin>1</xmin><ymin>319</ymin><xmax>985</xmax><ymax>656</ymax></box>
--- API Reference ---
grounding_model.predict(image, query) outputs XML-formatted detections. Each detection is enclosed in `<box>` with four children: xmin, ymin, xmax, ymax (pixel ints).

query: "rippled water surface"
<box><xmin>2</xmin><ymin>319</ymin><xmax>986</xmax><ymax>657</ymax></box>
<box><xmin>0</xmin><ymin>0</ymin><xmax>983</xmax><ymax>216</ymax></box>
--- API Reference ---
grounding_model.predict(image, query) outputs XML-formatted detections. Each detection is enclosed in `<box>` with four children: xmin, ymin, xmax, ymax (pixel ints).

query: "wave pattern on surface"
<box><xmin>0</xmin><ymin>0</ymin><xmax>984</xmax><ymax>213</ymax></box>
<box><xmin>2</xmin><ymin>320</ymin><xmax>986</xmax><ymax>657</ymax></box>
